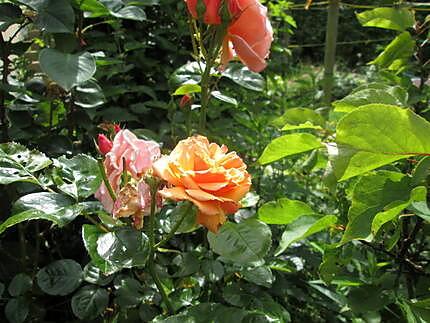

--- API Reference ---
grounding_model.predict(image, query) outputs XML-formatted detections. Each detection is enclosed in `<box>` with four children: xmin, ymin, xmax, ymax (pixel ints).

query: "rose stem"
<box><xmin>147</xmin><ymin>180</ymin><xmax>175</xmax><ymax>314</ymax></box>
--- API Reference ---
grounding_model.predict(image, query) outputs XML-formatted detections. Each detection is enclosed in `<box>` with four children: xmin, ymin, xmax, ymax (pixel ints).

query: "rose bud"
<box><xmin>97</xmin><ymin>134</ymin><xmax>113</xmax><ymax>155</ymax></box>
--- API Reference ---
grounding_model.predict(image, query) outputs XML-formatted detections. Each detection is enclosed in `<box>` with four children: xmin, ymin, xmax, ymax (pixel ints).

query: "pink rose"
<box><xmin>95</xmin><ymin>129</ymin><xmax>161</xmax><ymax>215</ymax></box>
<box><xmin>222</xmin><ymin>0</ymin><xmax>273</xmax><ymax>72</ymax></box>
<box><xmin>185</xmin><ymin>0</ymin><xmax>222</xmax><ymax>25</ymax></box>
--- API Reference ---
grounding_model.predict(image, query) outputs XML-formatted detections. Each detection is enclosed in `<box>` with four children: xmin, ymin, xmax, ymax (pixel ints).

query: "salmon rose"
<box><xmin>185</xmin><ymin>0</ymin><xmax>222</xmax><ymax>25</ymax></box>
<box><xmin>222</xmin><ymin>0</ymin><xmax>273</xmax><ymax>73</ymax></box>
<box><xmin>153</xmin><ymin>135</ymin><xmax>251</xmax><ymax>233</ymax></box>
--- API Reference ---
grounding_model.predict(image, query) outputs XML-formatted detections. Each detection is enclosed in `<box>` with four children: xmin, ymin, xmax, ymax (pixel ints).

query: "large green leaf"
<box><xmin>0</xmin><ymin>142</ymin><xmax>51</xmax><ymax>185</ymax></box>
<box><xmin>37</xmin><ymin>259</ymin><xmax>82</xmax><ymax>296</ymax></box>
<box><xmin>333</xmin><ymin>83</ymin><xmax>408</xmax><ymax>113</ymax></box>
<box><xmin>8</xmin><ymin>274</ymin><xmax>32</xmax><ymax>297</ymax></box>
<box><xmin>73</xmin><ymin>79</ymin><xmax>106</xmax><ymax>109</ymax></box>
<box><xmin>259</xmin><ymin>133</ymin><xmax>323</xmax><ymax>165</ymax></box>
<box><xmin>114</xmin><ymin>276</ymin><xmax>144</xmax><ymax>308</ymax></box>
<box><xmin>82</xmin><ymin>225</ymin><xmax>115</xmax><ymax>274</ymax></box>
<box><xmin>71</xmin><ymin>285</ymin><xmax>109</xmax><ymax>320</ymax></box>
<box><xmin>370</xmin><ymin>32</ymin><xmax>415</xmax><ymax>71</ymax></box>
<box><xmin>82</xmin><ymin>226</ymin><xmax>149</xmax><ymax>274</ymax></box>
<box><xmin>276</xmin><ymin>215</ymin><xmax>337</xmax><ymax>255</ymax></box>
<box><xmin>223</xmin><ymin>63</ymin><xmax>265</xmax><ymax>92</ymax></box>
<box><xmin>39</xmin><ymin>49</ymin><xmax>96</xmax><ymax>91</ymax></box>
<box><xmin>271</xmin><ymin>107</ymin><xmax>325</xmax><ymax>130</ymax></box>
<box><xmin>340</xmin><ymin>171</ymin><xmax>423</xmax><ymax>244</ymax></box>
<box><xmin>0</xmin><ymin>192</ymin><xmax>82</xmax><ymax>234</ymax></box>
<box><xmin>153</xmin><ymin>303</ymin><xmax>247</xmax><ymax>323</ymax></box>
<box><xmin>27</xmin><ymin>0</ymin><xmax>75</xmax><ymax>33</ymax></box>
<box><xmin>258</xmin><ymin>198</ymin><xmax>315</xmax><ymax>225</ymax></box>
<box><xmin>169</xmin><ymin>61</ymin><xmax>203</xmax><ymax>88</ymax></box>
<box><xmin>356</xmin><ymin>7</ymin><xmax>415</xmax><ymax>31</ymax></box>
<box><xmin>207</xmin><ymin>219</ymin><xmax>271</xmax><ymax>266</ymax></box>
<box><xmin>0</xmin><ymin>3</ymin><xmax>22</xmax><ymax>32</ymax></box>
<box><xmin>5</xmin><ymin>297</ymin><xmax>29</xmax><ymax>323</ymax></box>
<box><xmin>77</xmin><ymin>0</ymin><xmax>146</xmax><ymax>20</ymax></box>
<box><xmin>332</xmin><ymin>105</ymin><xmax>430</xmax><ymax>181</ymax></box>
<box><xmin>53</xmin><ymin>154</ymin><xmax>102</xmax><ymax>200</ymax></box>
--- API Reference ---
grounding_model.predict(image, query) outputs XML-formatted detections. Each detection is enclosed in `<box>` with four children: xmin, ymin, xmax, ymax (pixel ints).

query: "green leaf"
<box><xmin>71</xmin><ymin>285</ymin><xmax>109</xmax><ymax>320</ymax></box>
<box><xmin>0</xmin><ymin>282</ymin><xmax>4</xmax><ymax>297</ymax></box>
<box><xmin>207</xmin><ymin>219</ymin><xmax>272</xmax><ymax>266</ymax></box>
<box><xmin>258</xmin><ymin>198</ymin><xmax>315</xmax><ymax>225</ymax></box>
<box><xmin>159</xmin><ymin>202</ymin><xmax>198</xmax><ymax>234</ymax></box>
<box><xmin>211</xmin><ymin>91</ymin><xmax>238</xmax><ymax>106</ymax></box>
<box><xmin>333</xmin><ymin>83</ymin><xmax>408</xmax><ymax>113</ymax></box>
<box><xmin>5</xmin><ymin>297</ymin><xmax>29</xmax><ymax>323</ymax></box>
<box><xmin>83</xmin><ymin>262</ymin><xmax>114</xmax><ymax>286</ymax></box>
<box><xmin>282</xmin><ymin>122</ymin><xmax>322</xmax><ymax>131</ymax></box>
<box><xmin>173</xmin><ymin>84</ymin><xmax>201</xmax><ymax>96</ymax></box>
<box><xmin>347</xmin><ymin>285</ymin><xmax>393</xmax><ymax>313</ymax></box>
<box><xmin>153</xmin><ymin>303</ymin><xmax>247</xmax><ymax>323</ymax></box>
<box><xmin>8</xmin><ymin>274</ymin><xmax>32</xmax><ymax>297</ymax></box>
<box><xmin>0</xmin><ymin>3</ymin><xmax>22</xmax><ymax>32</ymax></box>
<box><xmin>37</xmin><ymin>259</ymin><xmax>82</xmax><ymax>296</ymax></box>
<box><xmin>340</xmin><ymin>171</ymin><xmax>423</xmax><ymax>244</ymax></box>
<box><xmin>276</xmin><ymin>215</ymin><xmax>337</xmax><ymax>255</ymax></box>
<box><xmin>96</xmin><ymin>227</ymin><xmax>150</xmax><ymax>274</ymax></box>
<box><xmin>272</xmin><ymin>107</ymin><xmax>325</xmax><ymax>128</ymax></box>
<box><xmin>0</xmin><ymin>193</ymin><xmax>82</xmax><ymax>234</ymax></box>
<box><xmin>242</xmin><ymin>266</ymin><xmax>274</xmax><ymax>287</ymax></box>
<box><xmin>259</xmin><ymin>133</ymin><xmax>323</xmax><ymax>165</ymax></box>
<box><xmin>73</xmin><ymin>79</ymin><xmax>106</xmax><ymax>108</ymax></box>
<box><xmin>0</xmin><ymin>142</ymin><xmax>51</xmax><ymax>185</ymax></box>
<box><xmin>53</xmin><ymin>154</ymin><xmax>102</xmax><ymax>199</ymax></box>
<box><xmin>223</xmin><ymin>63</ymin><xmax>265</xmax><ymax>92</ymax></box>
<box><xmin>357</xmin><ymin>8</ymin><xmax>415</xmax><ymax>31</ymax></box>
<box><xmin>114</xmin><ymin>276</ymin><xmax>144</xmax><ymax>308</ymax></box>
<box><xmin>201</xmin><ymin>260</ymin><xmax>224</xmax><ymax>282</ymax></box>
<box><xmin>27</xmin><ymin>0</ymin><xmax>75</xmax><ymax>33</ymax></box>
<box><xmin>332</xmin><ymin>105</ymin><xmax>430</xmax><ymax>181</ymax></box>
<box><xmin>39</xmin><ymin>49</ymin><xmax>96</xmax><ymax>91</ymax></box>
<box><xmin>370</xmin><ymin>32</ymin><xmax>415</xmax><ymax>71</ymax></box>
<box><xmin>169</xmin><ymin>61</ymin><xmax>203</xmax><ymax>88</ymax></box>
<box><xmin>109</xmin><ymin>6</ymin><xmax>146</xmax><ymax>21</ymax></box>
<box><xmin>82</xmin><ymin>225</ymin><xmax>115</xmax><ymax>274</ymax></box>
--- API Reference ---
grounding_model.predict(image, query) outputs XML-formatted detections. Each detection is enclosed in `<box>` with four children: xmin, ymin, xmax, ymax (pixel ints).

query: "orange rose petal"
<box><xmin>221</xmin><ymin>201</ymin><xmax>240</xmax><ymax>214</ymax></box>
<box><xmin>153</xmin><ymin>157</ymin><xmax>181</xmax><ymax>186</ymax></box>
<box><xmin>193</xmin><ymin>171</ymin><xmax>227</xmax><ymax>184</ymax></box>
<box><xmin>185</xmin><ymin>189</ymin><xmax>222</xmax><ymax>202</ymax></box>
<box><xmin>197</xmin><ymin>211</ymin><xmax>226</xmax><ymax>233</ymax></box>
<box><xmin>159</xmin><ymin>187</ymin><xmax>220</xmax><ymax>216</ymax></box>
<box><xmin>229</xmin><ymin>33</ymin><xmax>267</xmax><ymax>73</ymax></box>
<box><xmin>198</xmin><ymin>182</ymin><xmax>229</xmax><ymax>191</ymax></box>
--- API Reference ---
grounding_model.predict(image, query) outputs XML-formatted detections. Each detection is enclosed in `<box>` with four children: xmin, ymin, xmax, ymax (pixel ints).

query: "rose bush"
<box><xmin>153</xmin><ymin>135</ymin><xmax>251</xmax><ymax>233</ymax></box>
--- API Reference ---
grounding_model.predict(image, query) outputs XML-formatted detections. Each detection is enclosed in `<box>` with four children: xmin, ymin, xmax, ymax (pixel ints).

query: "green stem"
<box><xmin>147</xmin><ymin>182</ymin><xmax>174</xmax><ymax>314</ymax></box>
<box><xmin>198</xmin><ymin>62</ymin><xmax>212</xmax><ymax>133</ymax></box>
<box><xmin>97</xmin><ymin>159</ymin><xmax>117</xmax><ymax>201</ymax></box>
<box><xmin>322</xmin><ymin>0</ymin><xmax>340</xmax><ymax>109</ymax></box>
<box><xmin>155</xmin><ymin>202</ymin><xmax>193</xmax><ymax>249</ymax></box>
<box><xmin>84</xmin><ymin>214</ymin><xmax>110</xmax><ymax>233</ymax></box>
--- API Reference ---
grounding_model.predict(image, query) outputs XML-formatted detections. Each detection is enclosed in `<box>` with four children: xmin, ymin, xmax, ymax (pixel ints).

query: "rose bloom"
<box><xmin>185</xmin><ymin>0</ymin><xmax>222</xmax><ymax>25</ymax></box>
<box><xmin>153</xmin><ymin>135</ymin><xmax>251</xmax><ymax>233</ymax></box>
<box><xmin>184</xmin><ymin>0</ymin><xmax>273</xmax><ymax>73</ymax></box>
<box><xmin>221</xmin><ymin>0</ymin><xmax>273</xmax><ymax>73</ymax></box>
<box><xmin>95</xmin><ymin>130</ymin><xmax>160</xmax><ymax>227</ymax></box>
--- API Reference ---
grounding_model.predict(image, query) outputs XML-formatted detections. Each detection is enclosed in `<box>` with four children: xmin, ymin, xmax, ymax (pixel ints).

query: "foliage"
<box><xmin>0</xmin><ymin>0</ymin><xmax>429</xmax><ymax>322</ymax></box>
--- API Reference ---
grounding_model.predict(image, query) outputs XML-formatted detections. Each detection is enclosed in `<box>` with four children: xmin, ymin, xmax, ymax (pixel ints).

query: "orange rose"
<box><xmin>153</xmin><ymin>135</ymin><xmax>251</xmax><ymax>233</ymax></box>
<box><xmin>222</xmin><ymin>0</ymin><xmax>273</xmax><ymax>72</ymax></box>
